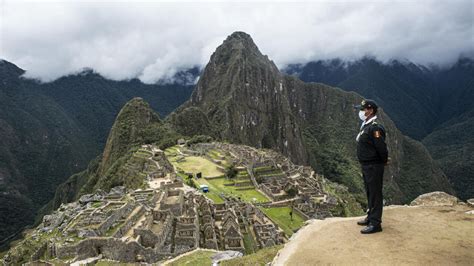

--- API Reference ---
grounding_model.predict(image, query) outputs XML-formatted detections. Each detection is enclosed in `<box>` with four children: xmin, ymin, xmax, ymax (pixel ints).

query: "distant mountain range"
<box><xmin>283</xmin><ymin>57</ymin><xmax>473</xmax><ymax>200</ymax></box>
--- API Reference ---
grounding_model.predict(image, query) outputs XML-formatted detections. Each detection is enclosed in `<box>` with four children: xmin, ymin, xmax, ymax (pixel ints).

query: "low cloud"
<box><xmin>1</xmin><ymin>0</ymin><xmax>472</xmax><ymax>83</ymax></box>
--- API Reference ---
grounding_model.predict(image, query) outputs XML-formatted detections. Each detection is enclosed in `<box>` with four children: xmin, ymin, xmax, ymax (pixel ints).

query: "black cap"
<box><xmin>354</xmin><ymin>99</ymin><xmax>378</xmax><ymax>111</ymax></box>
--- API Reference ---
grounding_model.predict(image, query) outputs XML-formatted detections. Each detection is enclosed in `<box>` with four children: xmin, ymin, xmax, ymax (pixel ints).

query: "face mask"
<box><xmin>359</xmin><ymin>110</ymin><xmax>367</xmax><ymax>121</ymax></box>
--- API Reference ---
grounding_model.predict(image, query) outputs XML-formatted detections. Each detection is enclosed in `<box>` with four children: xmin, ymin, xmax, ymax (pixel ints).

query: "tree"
<box><xmin>225</xmin><ymin>164</ymin><xmax>238</xmax><ymax>181</ymax></box>
<box><xmin>290</xmin><ymin>201</ymin><xmax>294</xmax><ymax>221</ymax></box>
<box><xmin>285</xmin><ymin>185</ymin><xmax>298</xmax><ymax>198</ymax></box>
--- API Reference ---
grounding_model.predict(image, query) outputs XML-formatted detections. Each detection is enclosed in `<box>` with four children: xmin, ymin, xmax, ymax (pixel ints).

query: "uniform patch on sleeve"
<box><xmin>373</xmin><ymin>130</ymin><xmax>381</xmax><ymax>138</ymax></box>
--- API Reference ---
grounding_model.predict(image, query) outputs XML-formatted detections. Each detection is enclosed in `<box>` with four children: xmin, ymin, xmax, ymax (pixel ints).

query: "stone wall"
<box><xmin>113</xmin><ymin>206</ymin><xmax>145</xmax><ymax>238</ymax></box>
<box><xmin>97</xmin><ymin>202</ymin><xmax>136</xmax><ymax>236</ymax></box>
<box><xmin>56</xmin><ymin>238</ymin><xmax>167</xmax><ymax>263</ymax></box>
<box><xmin>30</xmin><ymin>243</ymin><xmax>47</xmax><ymax>261</ymax></box>
<box><xmin>134</xmin><ymin>229</ymin><xmax>159</xmax><ymax>248</ymax></box>
<box><xmin>293</xmin><ymin>207</ymin><xmax>310</xmax><ymax>220</ymax></box>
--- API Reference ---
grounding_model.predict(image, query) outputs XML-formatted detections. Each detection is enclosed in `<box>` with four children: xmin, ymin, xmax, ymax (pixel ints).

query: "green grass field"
<box><xmin>165</xmin><ymin>146</ymin><xmax>269</xmax><ymax>203</ymax></box>
<box><xmin>194</xmin><ymin>177</ymin><xmax>269</xmax><ymax>203</ymax></box>
<box><xmin>243</xmin><ymin>231</ymin><xmax>258</xmax><ymax>254</ymax></box>
<box><xmin>221</xmin><ymin>244</ymin><xmax>283</xmax><ymax>266</ymax></box>
<box><xmin>165</xmin><ymin>146</ymin><xmax>224</xmax><ymax>178</ymax></box>
<box><xmin>259</xmin><ymin>206</ymin><xmax>305</xmax><ymax>236</ymax></box>
<box><xmin>199</xmin><ymin>189</ymin><xmax>225</xmax><ymax>204</ymax></box>
<box><xmin>164</xmin><ymin>250</ymin><xmax>217</xmax><ymax>266</ymax></box>
<box><xmin>175</xmin><ymin>156</ymin><xmax>224</xmax><ymax>178</ymax></box>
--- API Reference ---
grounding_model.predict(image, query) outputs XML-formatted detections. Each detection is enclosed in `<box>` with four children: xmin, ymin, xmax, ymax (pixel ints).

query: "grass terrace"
<box><xmin>194</xmin><ymin>176</ymin><xmax>269</xmax><ymax>203</ymax></box>
<box><xmin>207</xmin><ymin>149</ymin><xmax>231</xmax><ymax>167</ymax></box>
<box><xmin>176</xmin><ymin>156</ymin><xmax>224</xmax><ymax>178</ymax></box>
<box><xmin>259</xmin><ymin>206</ymin><xmax>305</xmax><ymax>236</ymax></box>
<box><xmin>164</xmin><ymin>250</ymin><xmax>217</xmax><ymax>266</ymax></box>
<box><xmin>165</xmin><ymin>146</ymin><xmax>269</xmax><ymax>203</ymax></box>
<box><xmin>243</xmin><ymin>230</ymin><xmax>258</xmax><ymax>254</ymax></box>
<box><xmin>221</xmin><ymin>244</ymin><xmax>283</xmax><ymax>266</ymax></box>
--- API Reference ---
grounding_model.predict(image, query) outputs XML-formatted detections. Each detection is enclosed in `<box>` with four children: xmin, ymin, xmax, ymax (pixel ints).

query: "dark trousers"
<box><xmin>361</xmin><ymin>163</ymin><xmax>384</xmax><ymax>226</ymax></box>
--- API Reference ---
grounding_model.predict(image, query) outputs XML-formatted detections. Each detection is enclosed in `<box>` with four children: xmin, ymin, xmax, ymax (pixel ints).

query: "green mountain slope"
<box><xmin>0</xmin><ymin>60</ymin><xmax>192</xmax><ymax>248</ymax></box>
<box><xmin>286</xmin><ymin>57</ymin><xmax>473</xmax><ymax>200</ymax></box>
<box><xmin>48</xmin><ymin>97</ymin><xmax>181</xmax><ymax>210</ymax></box>
<box><xmin>423</xmin><ymin>109</ymin><xmax>474</xmax><ymax>200</ymax></box>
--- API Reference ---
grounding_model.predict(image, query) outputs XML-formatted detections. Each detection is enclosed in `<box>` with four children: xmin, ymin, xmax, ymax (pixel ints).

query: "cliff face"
<box><xmin>171</xmin><ymin>31</ymin><xmax>453</xmax><ymax>204</ymax></box>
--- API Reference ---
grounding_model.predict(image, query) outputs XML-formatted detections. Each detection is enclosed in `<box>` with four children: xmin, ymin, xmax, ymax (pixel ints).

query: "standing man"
<box><xmin>354</xmin><ymin>99</ymin><xmax>388</xmax><ymax>234</ymax></box>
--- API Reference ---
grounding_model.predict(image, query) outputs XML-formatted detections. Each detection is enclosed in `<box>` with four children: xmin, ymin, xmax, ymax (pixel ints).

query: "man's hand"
<box><xmin>385</xmin><ymin>157</ymin><xmax>391</xmax><ymax>166</ymax></box>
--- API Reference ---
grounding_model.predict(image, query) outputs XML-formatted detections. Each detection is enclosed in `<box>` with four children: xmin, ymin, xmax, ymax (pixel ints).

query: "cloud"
<box><xmin>1</xmin><ymin>0</ymin><xmax>472</xmax><ymax>83</ymax></box>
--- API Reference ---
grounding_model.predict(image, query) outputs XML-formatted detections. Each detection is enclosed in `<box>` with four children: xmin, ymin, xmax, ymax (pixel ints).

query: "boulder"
<box><xmin>78</xmin><ymin>229</ymin><xmax>97</xmax><ymax>238</ymax></box>
<box><xmin>42</xmin><ymin>212</ymin><xmax>65</xmax><ymax>228</ymax></box>
<box><xmin>109</xmin><ymin>186</ymin><xmax>126</xmax><ymax>196</ymax></box>
<box><xmin>466</xmin><ymin>198</ymin><xmax>474</xmax><ymax>207</ymax></box>
<box><xmin>410</xmin><ymin>191</ymin><xmax>460</xmax><ymax>207</ymax></box>
<box><xmin>79</xmin><ymin>193</ymin><xmax>103</xmax><ymax>204</ymax></box>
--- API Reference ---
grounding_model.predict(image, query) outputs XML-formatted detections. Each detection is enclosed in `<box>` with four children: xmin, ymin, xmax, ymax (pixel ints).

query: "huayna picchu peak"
<box><xmin>1</xmin><ymin>31</ymin><xmax>467</xmax><ymax>265</ymax></box>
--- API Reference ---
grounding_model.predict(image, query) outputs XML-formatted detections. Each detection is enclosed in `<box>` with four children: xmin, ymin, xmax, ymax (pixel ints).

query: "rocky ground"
<box><xmin>273</xmin><ymin>192</ymin><xmax>474</xmax><ymax>265</ymax></box>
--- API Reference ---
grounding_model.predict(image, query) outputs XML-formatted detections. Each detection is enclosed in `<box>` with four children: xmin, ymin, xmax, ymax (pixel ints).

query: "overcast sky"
<box><xmin>1</xmin><ymin>0</ymin><xmax>473</xmax><ymax>83</ymax></box>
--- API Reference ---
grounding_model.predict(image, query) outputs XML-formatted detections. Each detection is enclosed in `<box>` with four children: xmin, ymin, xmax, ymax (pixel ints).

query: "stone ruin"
<box><xmin>190</xmin><ymin>142</ymin><xmax>337</xmax><ymax>220</ymax></box>
<box><xmin>4</xmin><ymin>142</ymin><xmax>343</xmax><ymax>265</ymax></box>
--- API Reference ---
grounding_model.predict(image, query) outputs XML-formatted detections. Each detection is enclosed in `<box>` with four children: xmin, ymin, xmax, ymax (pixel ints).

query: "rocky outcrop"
<box><xmin>410</xmin><ymin>191</ymin><xmax>460</xmax><ymax>206</ymax></box>
<box><xmin>274</xmin><ymin>192</ymin><xmax>473</xmax><ymax>265</ymax></box>
<box><xmin>467</xmin><ymin>198</ymin><xmax>474</xmax><ymax>207</ymax></box>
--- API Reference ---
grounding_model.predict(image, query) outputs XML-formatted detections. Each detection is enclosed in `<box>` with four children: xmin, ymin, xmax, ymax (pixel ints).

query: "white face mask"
<box><xmin>358</xmin><ymin>110</ymin><xmax>367</xmax><ymax>121</ymax></box>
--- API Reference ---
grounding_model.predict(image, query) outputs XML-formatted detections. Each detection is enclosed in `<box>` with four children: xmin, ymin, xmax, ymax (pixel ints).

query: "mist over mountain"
<box><xmin>3</xmin><ymin>1</ymin><xmax>472</xmax><ymax>83</ymax></box>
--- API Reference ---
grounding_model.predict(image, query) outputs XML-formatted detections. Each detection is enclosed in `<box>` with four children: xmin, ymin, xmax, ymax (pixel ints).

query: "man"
<box><xmin>354</xmin><ymin>99</ymin><xmax>388</xmax><ymax>234</ymax></box>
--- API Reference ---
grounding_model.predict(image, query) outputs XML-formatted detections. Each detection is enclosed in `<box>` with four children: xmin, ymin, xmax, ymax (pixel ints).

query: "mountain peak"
<box><xmin>99</xmin><ymin>97</ymin><xmax>161</xmax><ymax>175</ymax></box>
<box><xmin>0</xmin><ymin>59</ymin><xmax>25</xmax><ymax>77</ymax></box>
<box><xmin>227</xmin><ymin>31</ymin><xmax>253</xmax><ymax>41</ymax></box>
<box><xmin>222</xmin><ymin>31</ymin><xmax>258</xmax><ymax>50</ymax></box>
<box><xmin>209</xmin><ymin>31</ymin><xmax>269</xmax><ymax>67</ymax></box>
<box><xmin>190</xmin><ymin>31</ymin><xmax>279</xmax><ymax>106</ymax></box>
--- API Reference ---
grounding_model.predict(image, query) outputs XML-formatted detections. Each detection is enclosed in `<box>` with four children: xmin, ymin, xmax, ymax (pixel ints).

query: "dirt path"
<box><xmin>274</xmin><ymin>205</ymin><xmax>474</xmax><ymax>265</ymax></box>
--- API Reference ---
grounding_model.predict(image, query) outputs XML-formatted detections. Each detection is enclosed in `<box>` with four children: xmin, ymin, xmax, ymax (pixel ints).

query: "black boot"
<box><xmin>360</xmin><ymin>224</ymin><xmax>382</xmax><ymax>234</ymax></box>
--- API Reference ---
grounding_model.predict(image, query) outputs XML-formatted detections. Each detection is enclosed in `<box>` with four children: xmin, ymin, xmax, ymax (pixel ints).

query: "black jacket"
<box><xmin>357</xmin><ymin>120</ymin><xmax>388</xmax><ymax>165</ymax></box>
